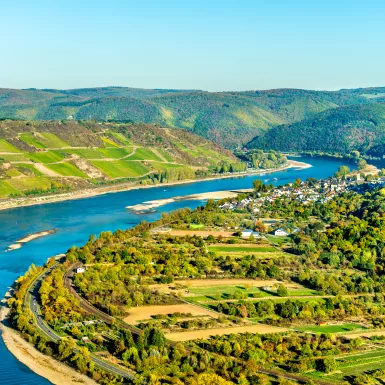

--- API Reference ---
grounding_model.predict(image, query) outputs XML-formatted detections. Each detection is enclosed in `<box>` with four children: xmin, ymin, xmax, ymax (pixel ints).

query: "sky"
<box><xmin>1</xmin><ymin>0</ymin><xmax>385</xmax><ymax>91</ymax></box>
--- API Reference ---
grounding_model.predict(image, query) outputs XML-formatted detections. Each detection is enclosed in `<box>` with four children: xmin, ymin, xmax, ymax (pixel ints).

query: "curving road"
<box><xmin>64</xmin><ymin>263</ymin><xmax>335</xmax><ymax>385</ymax></box>
<box><xmin>26</xmin><ymin>265</ymin><xmax>135</xmax><ymax>381</ymax></box>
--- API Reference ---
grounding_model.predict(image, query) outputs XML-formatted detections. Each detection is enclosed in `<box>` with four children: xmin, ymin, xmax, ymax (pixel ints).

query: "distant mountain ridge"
<box><xmin>247</xmin><ymin>103</ymin><xmax>385</xmax><ymax>156</ymax></box>
<box><xmin>1</xmin><ymin>86</ymin><xmax>384</xmax><ymax>149</ymax></box>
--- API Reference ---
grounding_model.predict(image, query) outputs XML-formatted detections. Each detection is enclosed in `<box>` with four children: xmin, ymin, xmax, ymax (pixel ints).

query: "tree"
<box><xmin>293</xmin><ymin>178</ymin><xmax>301</xmax><ymax>188</ymax></box>
<box><xmin>187</xmin><ymin>373</ymin><xmax>234</xmax><ymax>385</ymax></box>
<box><xmin>319</xmin><ymin>357</ymin><xmax>337</xmax><ymax>373</ymax></box>
<box><xmin>253</xmin><ymin>179</ymin><xmax>263</xmax><ymax>192</ymax></box>
<box><xmin>277</xmin><ymin>284</ymin><xmax>288</xmax><ymax>297</ymax></box>
<box><xmin>335</xmin><ymin>165</ymin><xmax>350</xmax><ymax>179</ymax></box>
<box><xmin>150</xmin><ymin>328</ymin><xmax>165</xmax><ymax>348</ymax></box>
<box><xmin>357</xmin><ymin>158</ymin><xmax>367</xmax><ymax>171</ymax></box>
<box><xmin>58</xmin><ymin>338</ymin><xmax>76</xmax><ymax>361</ymax></box>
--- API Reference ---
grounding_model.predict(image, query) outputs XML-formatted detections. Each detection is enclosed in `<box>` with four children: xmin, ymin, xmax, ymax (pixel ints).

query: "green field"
<box><xmin>265</xmin><ymin>234</ymin><xmax>291</xmax><ymax>246</ymax></box>
<box><xmin>20</xmin><ymin>132</ymin><xmax>68</xmax><ymax>149</ymax></box>
<box><xmin>126</xmin><ymin>148</ymin><xmax>162</xmax><ymax>161</ymax></box>
<box><xmin>106</xmin><ymin>131</ymin><xmax>133</xmax><ymax>146</ymax></box>
<box><xmin>188</xmin><ymin>285</ymin><xmax>271</xmax><ymax>301</ymax></box>
<box><xmin>15</xmin><ymin>164</ymin><xmax>44</xmax><ymax>176</ymax></box>
<box><xmin>20</xmin><ymin>133</ymin><xmax>46</xmax><ymax>149</ymax></box>
<box><xmin>67</xmin><ymin>147</ymin><xmax>132</xmax><ymax>160</ymax></box>
<box><xmin>7</xmin><ymin>177</ymin><xmax>51</xmax><ymax>191</ymax></box>
<box><xmin>5</xmin><ymin>168</ymin><xmax>23</xmax><ymax>177</ymax></box>
<box><xmin>45</xmin><ymin>162</ymin><xmax>87</xmax><ymax>177</ymax></box>
<box><xmin>28</xmin><ymin>151</ymin><xmax>65</xmax><ymax>164</ymax></box>
<box><xmin>296</xmin><ymin>323</ymin><xmax>365</xmax><ymax>334</ymax></box>
<box><xmin>0</xmin><ymin>180</ymin><xmax>19</xmax><ymax>197</ymax></box>
<box><xmin>208</xmin><ymin>245</ymin><xmax>277</xmax><ymax>253</ymax></box>
<box><xmin>90</xmin><ymin>160</ymin><xmax>149</xmax><ymax>178</ymax></box>
<box><xmin>150</xmin><ymin>162</ymin><xmax>184</xmax><ymax>171</ymax></box>
<box><xmin>309</xmin><ymin>348</ymin><xmax>385</xmax><ymax>382</ymax></box>
<box><xmin>101</xmin><ymin>137</ymin><xmax>120</xmax><ymax>147</ymax></box>
<box><xmin>0</xmin><ymin>153</ymin><xmax>28</xmax><ymax>161</ymax></box>
<box><xmin>157</xmin><ymin>149</ymin><xmax>174</xmax><ymax>162</ymax></box>
<box><xmin>189</xmin><ymin>224</ymin><xmax>204</xmax><ymax>229</ymax></box>
<box><xmin>186</xmin><ymin>284</ymin><xmax>318</xmax><ymax>302</ymax></box>
<box><xmin>0</xmin><ymin>139</ymin><xmax>21</xmax><ymax>153</ymax></box>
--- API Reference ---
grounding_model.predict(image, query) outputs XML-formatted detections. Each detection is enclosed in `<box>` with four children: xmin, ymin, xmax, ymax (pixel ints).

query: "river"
<box><xmin>0</xmin><ymin>156</ymin><xmax>356</xmax><ymax>384</ymax></box>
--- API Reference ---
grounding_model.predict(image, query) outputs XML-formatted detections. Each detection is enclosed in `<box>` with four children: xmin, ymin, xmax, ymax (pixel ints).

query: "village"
<box><xmin>219</xmin><ymin>172</ymin><xmax>385</xmax><ymax>236</ymax></box>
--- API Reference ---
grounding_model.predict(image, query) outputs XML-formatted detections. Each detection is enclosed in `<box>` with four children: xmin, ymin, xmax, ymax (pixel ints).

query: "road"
<box><xmin>26</xmin><ymin>265</ymin><xmax>135</xmax><ymax>381</ymax></box>
<box><xmin>64</xmin><ymin>263</ymin><xmax>335</xmax><ymax>385</ymax></box>
<box><xmin>64</xmin><ymin>263</ymin><xmax>143</xmax><ymax>336</ymax></box>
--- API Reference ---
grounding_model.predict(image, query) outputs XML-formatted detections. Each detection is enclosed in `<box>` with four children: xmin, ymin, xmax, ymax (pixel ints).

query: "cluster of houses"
<box><xmin>220</xmin><ymin>175</ymin><xmax>385</xmax><ymax>237</ymax></box>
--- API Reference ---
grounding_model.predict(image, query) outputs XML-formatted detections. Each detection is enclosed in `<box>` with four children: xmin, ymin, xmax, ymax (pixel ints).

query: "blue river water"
<box><xmin>0</xmin><ymin>156</ymin><xmax>356</xmax><ymax>384</ymax></box>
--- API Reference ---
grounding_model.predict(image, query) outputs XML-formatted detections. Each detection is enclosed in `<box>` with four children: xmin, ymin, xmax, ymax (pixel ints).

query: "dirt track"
<box><xmin>165</xmin><ymin>324</ymin><xmax>288</xmax><ymax>341</ymax></box>
<box><xmin>124</xmin><ymin>304</ymin><xmax>217</xmax><ymax>324</ymax></box>
<box><xmin>169</xmin><ymin>229</ymin><xmax>235</xmax><ymax>237</ymax></box>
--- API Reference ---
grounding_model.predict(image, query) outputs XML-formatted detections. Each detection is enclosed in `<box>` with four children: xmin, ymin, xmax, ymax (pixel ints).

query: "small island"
<box><xmin>6</xmin><ymin>229</ymin><xmax>56</xmax><ymax>252</ymax></box>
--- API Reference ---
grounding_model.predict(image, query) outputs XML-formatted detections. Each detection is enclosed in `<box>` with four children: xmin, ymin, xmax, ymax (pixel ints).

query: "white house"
<box><xmin>76</xmin><ymin>266</ymin><xmax>86</xmax><ymax>274</ymax></box>
<box><xmin>274</xmin><ymin>228</ymin><xmax>288</xmax><ymax>236</ymax></box>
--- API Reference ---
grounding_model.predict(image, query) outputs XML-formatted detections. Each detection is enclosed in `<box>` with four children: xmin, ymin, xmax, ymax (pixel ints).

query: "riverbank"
<box><xmin>0</xmin><ymin>293</ymin><xmax>97</xmax><ymax>385</ymax></box>
<box><xmin>0</xmin><ymin>159</ymin><xmax>310</xmax><ymax>212</ymax></box>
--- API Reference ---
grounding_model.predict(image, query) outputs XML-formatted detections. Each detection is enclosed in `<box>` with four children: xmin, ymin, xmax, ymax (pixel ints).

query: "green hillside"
<box><xmin>0</xmin><ymin>120</ymin><xmax>242</xmax><ymax>199</ymax></box>
<box><xmin>247</xmin><ymin>103</ymin><xmax>385</xmax><ymax>155</ymax></box>
<box><xmin>0</xmin><ymin>86</ymin><xmax>377</xmax><ymax>149</ymax></box>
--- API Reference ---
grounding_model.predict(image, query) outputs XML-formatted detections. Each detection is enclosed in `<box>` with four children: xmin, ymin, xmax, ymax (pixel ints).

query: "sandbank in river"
<box><xmin>6</xmin><ymin>229</ymin><xmax>56</xmax><ymax>252</ymax></box>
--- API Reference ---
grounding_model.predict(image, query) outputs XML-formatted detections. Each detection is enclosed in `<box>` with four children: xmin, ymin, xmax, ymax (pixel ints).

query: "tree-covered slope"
<box><xmin>247</xmin><ymin>103</ymin><xmax>385</xmax><ymax>155</ymax></box>
<box><xmin>0</xmin><ymin>86</ymin><xmax>380</xmax><ymax>149</ymax></box>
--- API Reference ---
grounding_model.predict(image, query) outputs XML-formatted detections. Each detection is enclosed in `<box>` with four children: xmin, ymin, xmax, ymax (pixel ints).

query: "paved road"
<box><xmin>64</xmin><ymin>263</ymin><xmax>335</xmax><ymax>385</ymax></box>
<box><xmin>64</xmin><ymin>263</ymin><xmax>143</xmax><ymax>336</ymax></box>
<box><xmin>26</xmin><ymin>265</ymin><xmax>135</xmax><ymax>381</ymax></box>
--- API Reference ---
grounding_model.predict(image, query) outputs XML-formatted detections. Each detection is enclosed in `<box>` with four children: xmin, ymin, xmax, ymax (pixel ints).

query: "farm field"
<box><xmin>44</xmin><ymin>162</ymin><xmax>87</xmax><ymax>177</ymax></box>
<box><xmin>0</xmin><ymin>153</ymin><xmax>27</xmax><ymax>161</ymax></box>
<box><xmin>105</xmin><ymin>131</ymin><xmax>133</xmax><ymax>146</ymax></box>
<box><xmin>296</xmin><ymin>323</ymin><xmax>365</xmax><ymax>334</ymax></box>
<box><xmin>148</xmin><ymin>279</ymin><xmax>306</xmax><ymax>303</ymax></box>
<box><xmin>165</xmin><ymin>324</ymin><xmax>288</xmax><ymax>341</ymax></box>
<box><xmin>168</xmin><ymin>229</ymin><xmax>235</xmax><ymax>237</ymax></box>
<box><xmin>68</xmin><ymin>147</ymin><xmax>133</xmax><ymax>159</ymax></box>
<box><xmin>208</xmin><ymin>244</ymin><xmax>277</xmax><ymax>253</ymax></box>
<box><xmin>0</xmin><ymin>180</ymin><xmax>19</xmax><ymax>197</ymax></box>
<box><xmin>151</xmin><ymin>278</ymin><xmax>299</xmax><ymax>290</ymax></box>
<box><xmin>15</xmin><ymin>163</ymin><xmax>44</xmax><ymax>176</ymax></box>
<box><xmin>156</xmin><ymin>148</ymin><xmax>174</xmax><ymax>162</ymax></box>
<box><xmin>7</xmin><ymin>176</ymin><xmax>51</xmax><ymax>191</ymax></box>
<box><xmin>185</xmin><ymin>284</ymin><xmax>318</xmax><ymax>303</ymax></box>
<box><xmin>308</xmin><ymin>348</ymin><xmax>385</xmax><ymax>382</ymax></box>
<box><xmin>27</xmin><ymin>151</ymin><xmax>65</xmax><ymax>163</ymax></box>
<box><xmin>126</xmin><ymin>147</ymin><xmax>162</xmax><ymax>161</ymax></box>
<box><xmin>90</xmin><ymin>160</ymin><xmax>149</xmax><ymax>178</ymax></box>
<box><xmin>0</xmin><ymin>121</ymin><xmax>242</xmax><ymax>198</ymax></box>
<box><xmin>123</xmin><ymin>304</ymin><xmax>217</xmax><ymax>324</ymax></box>
<box><xmin>342</xmin><ymin>330</ymin><xmax>385</xmax><ymax>339</ymax></box>
<box><xmin>0</xmin><ymin>139</ymin><xmax>21</xmax><ymax>153</ymax></box>
<box><xmin>150</xmin><ymin>162</ymin><xmax>184</xmax><ymax>172</ymax></box>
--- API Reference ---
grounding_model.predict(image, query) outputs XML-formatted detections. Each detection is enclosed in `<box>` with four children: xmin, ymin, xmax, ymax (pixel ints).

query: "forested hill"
<box><xmin>247</xmin><ymin>103</ymin><xmax>385</xmax><ymax>156</ymax></box>
<box><xmin>0</xmin><ymin>120</ymin><xmax>242</xmax><ymax>199</ymax></box>
<box><xmin>1</xmin><ymin>86</ymin><xmax>383</xmax><ymax>149</ymax></box>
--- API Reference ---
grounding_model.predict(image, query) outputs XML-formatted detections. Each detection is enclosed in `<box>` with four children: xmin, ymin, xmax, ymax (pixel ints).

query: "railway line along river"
<box><xmin>0</xmin><ymin>156</ymin><xmax>357</xmax><ymax>384</ymax></box>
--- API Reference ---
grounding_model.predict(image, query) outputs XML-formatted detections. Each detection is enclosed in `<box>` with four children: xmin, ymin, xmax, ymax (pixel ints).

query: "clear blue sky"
<box><xmin>1</xmin><ymin>0</ymin><xmax>385</xmax><ymax>91</ymax></box>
